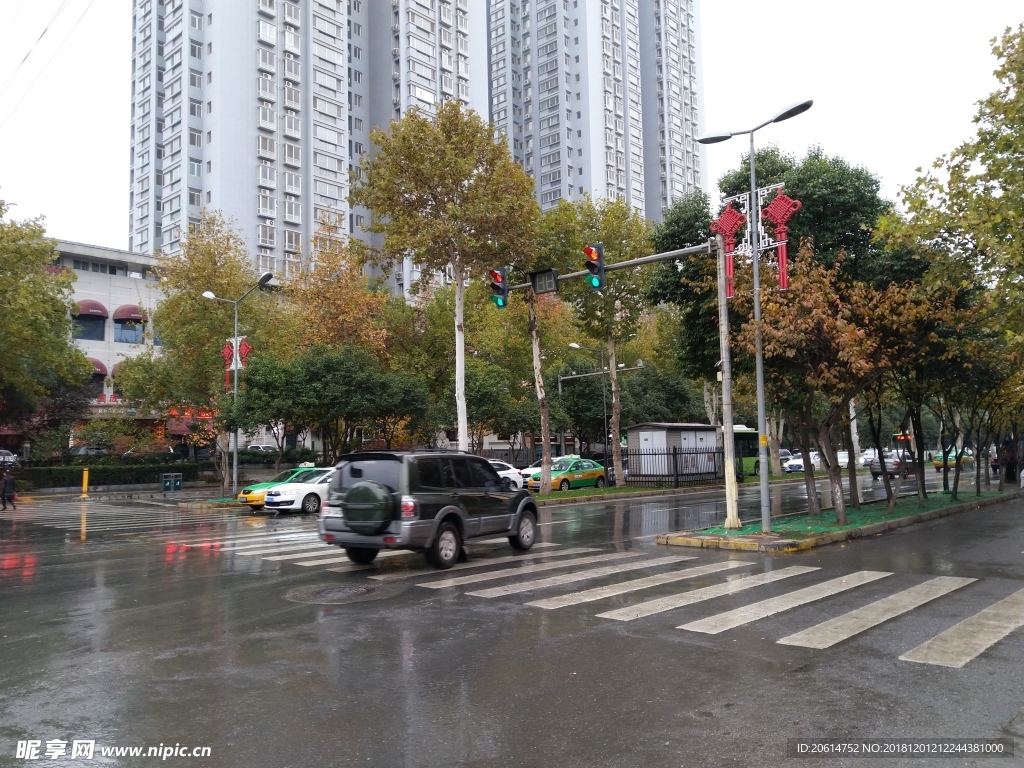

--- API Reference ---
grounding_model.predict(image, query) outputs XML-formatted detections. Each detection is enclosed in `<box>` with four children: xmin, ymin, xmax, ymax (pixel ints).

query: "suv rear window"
<box><xmin>329</xmin><ymin>458</ymin><xmax>402</xmax><ymax>501</ymax></box>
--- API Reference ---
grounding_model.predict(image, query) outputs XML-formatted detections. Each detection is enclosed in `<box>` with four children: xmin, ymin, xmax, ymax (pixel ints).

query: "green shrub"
<box><xmin>17</xmin><ymin>462</ymin><xmax>217</xmax><ymax>489</ymax></box>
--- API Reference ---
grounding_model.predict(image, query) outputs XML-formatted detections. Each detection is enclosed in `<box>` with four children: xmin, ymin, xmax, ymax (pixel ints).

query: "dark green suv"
<box><xmin>319</xmin><ymin>451</ymin><xmax>539</xmax><ymax>569</ymax></box>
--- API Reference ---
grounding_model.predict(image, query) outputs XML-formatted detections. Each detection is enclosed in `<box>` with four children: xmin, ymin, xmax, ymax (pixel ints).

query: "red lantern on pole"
<box><xmin>760</xmin><ymin>189</ymin><xmax>802</xmax><ymax>290</ymax></box>
<box><xmin>710</xmin><ymin>202</ymin><xmax>747</xmax><ymax>299</ymax></box>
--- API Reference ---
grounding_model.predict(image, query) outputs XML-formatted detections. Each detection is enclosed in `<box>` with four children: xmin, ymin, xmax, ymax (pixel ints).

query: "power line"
<box><xmin>0</xmin><ymin>0</ymin><xmax>33</xmax><ymax>53</ymax></box>
<box><xmin>0</xmin><ymin>0</ymin><xmax>96</xmax><ymax>134</ymax></box>
<box><xmin>0</xmin><ymin>0</ymin><xmax>75</xmax><ymax>102</ymax></box>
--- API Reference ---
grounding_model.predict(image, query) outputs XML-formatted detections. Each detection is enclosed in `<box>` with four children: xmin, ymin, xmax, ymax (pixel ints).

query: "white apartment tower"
<box><xmin>488</xmin><ymin>0</ymin><xmax>703</xmax><ymax>220</ymax></box>
<box><xmin>129</xmin><ymin>0</ymin><xmax>486</xmax><ymax>287</ymax></box>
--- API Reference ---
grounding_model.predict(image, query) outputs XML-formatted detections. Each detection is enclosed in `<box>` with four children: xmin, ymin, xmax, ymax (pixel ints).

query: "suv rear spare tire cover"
<box><xmin>342</xmin><ymin>481</ymin><xmax>394</xmax><ymax>535</ymax></box>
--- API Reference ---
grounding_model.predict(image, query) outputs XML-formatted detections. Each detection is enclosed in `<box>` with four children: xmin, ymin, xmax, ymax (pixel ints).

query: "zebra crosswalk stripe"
<box><xmin>777</xmin><ymin>576</ymin><xmax>976</xmax><ymax>649</ymax></box>
<box><xmin>898</xmin><ymin>587</ymin><xmax>1024</xmax><ymax>668</ymax></box>
<box><xmin>235</xmin><ymin>545</ymin><xmax>336</xmax><ymax>560</ymax></box>
<box><xmin>678</xmin><ymin>571</ymin><xmax>892</xmax><ymax>635</ymax></box>
<box><xmin>526</xmin><ymin>560</ymin><xmax>755</xmax><ymax>610</ymax></box>
<box><xmin>465</xmin><ymin>556</ymin><xmax>692</xmax><ymax>599</ymax></box>
<box><xmin>369</xmin><ymin>546</ymin><xmax>593</xmax><ymax>582</ymax></box>
<box><xmin>223</xmin><ymin>542</ymin><xmax>324</xmax><ymax>557</ymax></box>
<box><xmin>417</xmin><ymin>552</ymin><xmax>645</xmax><ymax>590</ymax></box>
<box><xmin>596</xmin><ymin>566</ymin><xmax>819</xmax><ymax>622</ymax></box>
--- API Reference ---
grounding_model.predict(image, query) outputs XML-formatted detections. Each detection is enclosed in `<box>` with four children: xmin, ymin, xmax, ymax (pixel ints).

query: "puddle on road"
<box><xmin>283</xmin><ymin>581</ymin><xmax>409</xmax><ymax>605</ymax></box>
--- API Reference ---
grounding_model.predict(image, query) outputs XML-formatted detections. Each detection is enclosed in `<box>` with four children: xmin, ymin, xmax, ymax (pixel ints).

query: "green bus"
<box><xmin>732</xmin><ymin>425</ymin><xmax>760</xmax><ymax>478</ymax></box>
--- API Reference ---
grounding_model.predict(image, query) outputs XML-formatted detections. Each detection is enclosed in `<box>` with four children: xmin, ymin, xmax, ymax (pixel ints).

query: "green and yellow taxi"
<box><xmin>933</xmin><ymin>448</ymin><xmax>975</xmax><ymax>473</ymax></box>
<box><xmin>238</xmin><ymin>466</ymin><xmax>316</xmax><ymax>510</ymax></box>
<box><xmin>527</xmin><ymin>458</ymin><xmax>606</xmax><ymax>492</ymax></box>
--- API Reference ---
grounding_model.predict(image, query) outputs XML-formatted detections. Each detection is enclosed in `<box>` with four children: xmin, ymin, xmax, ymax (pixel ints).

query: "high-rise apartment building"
<box><xmin>127</xmin><ymin>0</ymin><xmax>699</xmax><ymax>277</ymax></box>
<box><xmin>488</xmin><ymin>0</ymin><xmax>703</xmax><ymax>221</ymax></box>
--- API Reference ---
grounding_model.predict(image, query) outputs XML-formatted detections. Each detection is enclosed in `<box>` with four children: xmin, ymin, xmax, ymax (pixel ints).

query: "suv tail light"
<box><xmin>400</xmin><ymin>496</ymin><xmax>419</xmax><ymax>518</ymax></box>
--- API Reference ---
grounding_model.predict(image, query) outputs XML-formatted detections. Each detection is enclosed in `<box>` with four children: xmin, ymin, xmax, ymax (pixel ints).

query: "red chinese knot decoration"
<box><xmin>221</xmin><ymin>338</ymin><xmax>253</xmax><ymax>392</ymax></box>
<box><xmin>760</xmin><ymin>189</ymin><xmax>802</xmax><ymax>291</ymax></box>
<box><xmin>710</xmin><ymin>201</ymin><xmax>747</xmax><ymax>299</ymax></box>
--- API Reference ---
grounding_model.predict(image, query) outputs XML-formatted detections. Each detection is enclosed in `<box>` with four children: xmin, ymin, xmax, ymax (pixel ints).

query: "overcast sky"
<box><xmin>0</xmin><ymin>1</ymin><xmax>1021</xmax><ymax>248</ymax></box>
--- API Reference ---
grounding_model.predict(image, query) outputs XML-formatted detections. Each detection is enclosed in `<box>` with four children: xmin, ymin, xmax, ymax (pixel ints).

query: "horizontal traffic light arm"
<box><xmin>504</xmin><ymin>240</ymin><xmax>714</xmax><ymax>292</ymax></box>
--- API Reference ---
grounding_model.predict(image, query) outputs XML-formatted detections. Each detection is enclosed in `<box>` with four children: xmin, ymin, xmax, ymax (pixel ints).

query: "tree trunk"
<box><xmin>527</xmin><ymin>290</ymin><xmax>553</xmax><ymax>495</ymax></box>
<box><xmin>910</xmin><ymin>406</ymin><xmax>927</xmax><ymax>505</ymax></box>
<box><xmin>768</xmin><ymin>409</ymin><xmax>784</xmax><ymax>476</ymax></box>
<box><xmin>798</xmin><ymin>423</ymin><xmax>821</xmax><ymax>516</ymax></box>
<box><xmin>453</xmin><ymin>262</ymin><xmax>469</xmax><ymax>452</ymax></box>
<box><xmin>606</xmin><ymin>330</ymin><xmax>624</xmax><ymax>488</ymax></box>
<box><xmin>951</xmin><ymin>445</ymin><xmax>963</xmax><ymax>501</ymax></box>
<box><xmin>217</xmin><ymin>432</ymin><xmax>230</xmax><ymax>497</ymax></box>
<box><xmin>849</xmin><ymin>398</ymin><xmax>862</xmax><ymax>470</ymax></box>
<box><xmin>865</xmin><ymin>395</ymin><xmax>895</xmax><ymax>511</ymax></box>
<box><xmin>702</xmin><ymin>379</ymin><xmax>720</xmax><ymax>426</ymax></box>
<box><xmin>818</xmin><ymin>425</ymin><xmax>846</xmax><ymax>526</ymax></box>
<box><xmin>844</xmin><ymin>414</ymin><xmax>860</xmax><ymax>509</ymax></box>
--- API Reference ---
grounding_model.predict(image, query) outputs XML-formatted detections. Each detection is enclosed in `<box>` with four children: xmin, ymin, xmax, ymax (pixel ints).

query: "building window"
<box><xmin>190</xmin><ymin>39</ymin><xmax>202</xmax><ymax>58</ymax></box>
<box><xmin>189</xmin><ymin>98</ymin><xmax>203</xmax><ymax>117</ymax></box>
<box><xmin>190</xmin><ymin>11</ymin><xmax>203</xmax><ymax>29</ymax></box>
<box><xmin>189</xmin><ymin>128</ymin><xmax>202</xmax><ymax>147</ymax></box>
<box><xmin>188</xmin><ymin>188</ymin><xmax>202</xmax><ymax>206</ymax></box>
<box><xmin>114</xmin><ymin>319</ymin><xmax>145</xmax><ymax>344</ymax></box>
<box><xmin>72</xmin><ymin>315</ymin><xmax>105</xmax><ymax>341</ymax></box>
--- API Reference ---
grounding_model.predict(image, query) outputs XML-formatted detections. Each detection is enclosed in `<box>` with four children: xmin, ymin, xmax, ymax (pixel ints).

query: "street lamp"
<box><xmin>698</xmin><ymin>99</ymin><xmax>813</xmax><ymax>534</ymax></box>
<box><xmin>202</xmin><ymin>271</ymin><xmax>274</xmax><ymax>496</ymax></box>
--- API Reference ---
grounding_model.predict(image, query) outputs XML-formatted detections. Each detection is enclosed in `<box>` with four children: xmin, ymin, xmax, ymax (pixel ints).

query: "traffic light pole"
<box><xmin>506</xmin><ymin>242</ymin><xmax>714</xmax><ymax>292</ymax></box>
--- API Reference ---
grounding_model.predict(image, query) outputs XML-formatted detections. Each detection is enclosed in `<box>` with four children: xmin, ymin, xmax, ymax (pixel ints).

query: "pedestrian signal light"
<box><xmin>489</xmin><ymin>267</ymin><xmax>509</xmax><ymax>308</ymax></box>
<box><xmin>584</xmin><ymin>243</ymin><xmax>605</xmax><ymax>291</ymax></box>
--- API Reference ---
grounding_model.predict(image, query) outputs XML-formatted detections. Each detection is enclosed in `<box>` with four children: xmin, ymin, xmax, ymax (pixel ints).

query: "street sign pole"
<box><xmin>716</xmin><ymin>236</ymin><xmax>741</xmax><ymax>529</ymax></box>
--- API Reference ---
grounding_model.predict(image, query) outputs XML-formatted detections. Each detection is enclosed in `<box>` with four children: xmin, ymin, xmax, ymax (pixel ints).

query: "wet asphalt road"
<box><xmin>1</xmin><ymin>475</ymin><xmax>1022</xmax><ymax>768</ymax></box>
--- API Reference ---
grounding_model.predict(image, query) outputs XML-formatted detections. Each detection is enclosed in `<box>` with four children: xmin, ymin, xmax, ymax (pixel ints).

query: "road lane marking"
<box><xmin>223</xmin><ymin>542</ymin><xmax>324</xmax><ymax>556</ymax></box>
<box><xmin>678</xmin><ymin>571</ymin><xmax>893</xmax><ymax>634</ymax></box>
<box><xmin>526</xmin><ymin>560</ymin><xmax>755</xmax><ymax>610</ymax></box>
<box><xmin>777</xmin><ymin>576</ymin><xmax>976</xmax><ymax>649</ymax></box>
<box><xmin>418</xmin><ymin>552</ymin><xmax>645</xmax><ymax>589</ymax></box>
<box><xmin>596</xmin><ymin>566</ymin><xmax>819</xmax><ymax>622</ymax></box>
<box><xmin>899</xmin><ymin>587</ymin><xmax>1024</xmax><ymax>668</ymax></box>
<box><xmin>288</xmin><ymin>550</ymin><xmax>414</xmax><ymax>566</ymax></box>
<box><xmin>465</xmin><ymin>556</ymin><xmax>691</xmax><ymax>598</ymax></box>
<box><xmin>369</xmin><ymin>547</ymin><xmax>595</xmax><ymax>582</ymax></box>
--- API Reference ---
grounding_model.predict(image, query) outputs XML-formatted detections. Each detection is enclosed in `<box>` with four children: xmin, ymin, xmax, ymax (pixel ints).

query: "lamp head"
<box><xmin>568</xmin><ymin>342</ymin><xmax>581</xmax><ymax>349</ymax></box>
<box><xmin>257</xmin><ymin>271</ymin><xmax>274</xmax><ymax>287</ymax></box>
<box><xmin>771</xmin><ymin>99</ymin><xmax>814</xmax><ymax>124</ymax></box>
<box><xmin>202</xmin><ymin>291</ymin><xmax>216</xmax><ymax>300</ymax></box>
<box><xmin>696</xmin><ymin>131</ymin><xmax>733</xmax><ymax>145</ymax></box>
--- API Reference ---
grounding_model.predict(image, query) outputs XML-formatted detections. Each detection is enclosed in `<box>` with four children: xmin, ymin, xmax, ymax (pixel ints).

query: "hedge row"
<box><xmin>16</xmin><ymin>462</ymin><xmax>218</xmax><ymax>489</ymax></box>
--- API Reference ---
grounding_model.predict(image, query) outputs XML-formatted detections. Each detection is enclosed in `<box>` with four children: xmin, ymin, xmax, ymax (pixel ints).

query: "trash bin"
<box><xmin>161</xmin><ymin>473</ymin><xmax>183</xmax><ymax>492</ymax></box>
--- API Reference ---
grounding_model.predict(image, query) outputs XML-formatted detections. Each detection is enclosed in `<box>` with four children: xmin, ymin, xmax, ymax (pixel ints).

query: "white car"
<box><xmin>488</xmin><ymin>460</ymin><xmax>523</xmax><ymax>489</ymax></box>
<box><xmin>784</xmin><ymin>452</ymin><xmax>821</xmax><ymax>473</ymax></box>
<box><xmin>263</xmin><ymin>468</ymin><xmax>334</xmax><ymax>514</ymax></box>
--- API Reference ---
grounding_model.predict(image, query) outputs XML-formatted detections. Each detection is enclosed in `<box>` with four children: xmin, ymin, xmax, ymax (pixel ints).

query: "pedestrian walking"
<box><xmin>1</xmin><ymin>469</ymin><xmax>15</xmax><ymax>511</ymax></box>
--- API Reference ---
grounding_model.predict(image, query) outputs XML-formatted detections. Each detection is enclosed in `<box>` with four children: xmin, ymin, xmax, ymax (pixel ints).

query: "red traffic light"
<box><xmin>584</xmin><ymin>246</ymin><xmax>600</xmax><ymax>262</ymax></box>
<box><xmin>489</xmin><ymin>269</ymin><xmax>505</xmax><ymax>283</ymax></box>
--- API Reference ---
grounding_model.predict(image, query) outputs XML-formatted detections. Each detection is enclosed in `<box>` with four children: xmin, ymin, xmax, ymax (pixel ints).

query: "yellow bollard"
<box><xmin>80</xmin><ymin>468</ymin><xmax>89</xmax><ymax>499</ymax></box>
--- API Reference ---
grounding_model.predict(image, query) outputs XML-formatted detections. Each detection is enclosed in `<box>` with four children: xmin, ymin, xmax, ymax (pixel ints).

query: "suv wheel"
<box><xmin>345</xmin><ymin>547</ymin><xmax>379</xmax><ymax>565</ymax></box>
<box><xmin>426</xmin><ymin>521</ymin><xmax>461</xmax><ymax>569</ymax></box>
<box><xmin>509</xmin><ymin>510</ymin><xmax>536</xmax><ymax>551</ymax></box>
<box><xmin>301</xmin><ymin>494</ymin><xmax>321</xmax><ymax>515</ymax></box>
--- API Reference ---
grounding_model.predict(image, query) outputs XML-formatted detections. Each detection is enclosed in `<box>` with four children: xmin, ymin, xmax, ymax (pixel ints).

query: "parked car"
<box><xmin>0</xmin><ymin>450</ymin><xmax>20</xmax><ymax>468</ymax></box>
<box><xmin>519</xmin><ymin>455</ymin><xmax>579</xmax><ymax>484</ymax></box>
<box><xmin>784</xmin><ymin>452</ymin><xmax>819</xmax><ymax>473</ymax></box>
<box><xmin>263</xmin><ymin>468</ymin><xmax>334</xmax><ymax>514</ymax></box>
<box><xmin>320</xmin><ymin>450</ymin><xmax>538</xmax><ymax>569</ymax></box>
<box><xmin>70</xmin><ymin>446</ymin><xmax>107</xmax><ymax>456</ymax></box>
<box><xmin>238</xmin><ymin>465</ymin><xmax>318</xmax><ymax>510</ymax></box>
<box><xmin>870</xmin><ymin>452</ymin><xmax>919</xmax><ymax>480</ymax></box>
<box><xmin>754</xmin><ymin>449</ymin><xmax>793</xmax><ymax>475</ymax></box>
<box><xmin>244</xmin><ymin>444</ymin><xmax>276</xmax><ymax>453</ymax></box>
<box><xmin>527</xmin><ymin>458</ymin><xmax>606</xmax><ymax>492</ymax></box>
<box><xmin>933</xmin><ymin>448</ymin><xmax>975</xmax><ymax>473</ymax></box>
<box><xmin>488</xmin><ymin>460</ymin><xmax>522</xmax><ymax>489</ymax></box>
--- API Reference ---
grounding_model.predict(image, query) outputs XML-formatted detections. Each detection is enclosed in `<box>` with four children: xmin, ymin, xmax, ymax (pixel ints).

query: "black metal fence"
<box><xmin>619</xmin><ymin>447</ymin><xmax>725</xmax><ymax>489</ymax></box>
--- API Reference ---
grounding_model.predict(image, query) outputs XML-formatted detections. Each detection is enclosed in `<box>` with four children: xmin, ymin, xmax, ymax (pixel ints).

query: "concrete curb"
<box><xmin>656</xmin><ymin>490</ymin><xmax>1024</xmax><ymax>553</ymax></box>
<box><xmin>178</xmin><ymin>501</ymin><xmax>241</xmax><ymax>511</ymax></box>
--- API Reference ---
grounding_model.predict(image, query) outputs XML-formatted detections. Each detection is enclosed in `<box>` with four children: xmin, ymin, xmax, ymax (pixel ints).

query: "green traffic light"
<box><xmin>588</xmin><ymin>275</ymin><xmax>601</xmax><ymax>288</ymax></box>
<box><xmin>490</xmin><ymin>295</ymin><xmax>507</xmax><ymax>308</ymax></box>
